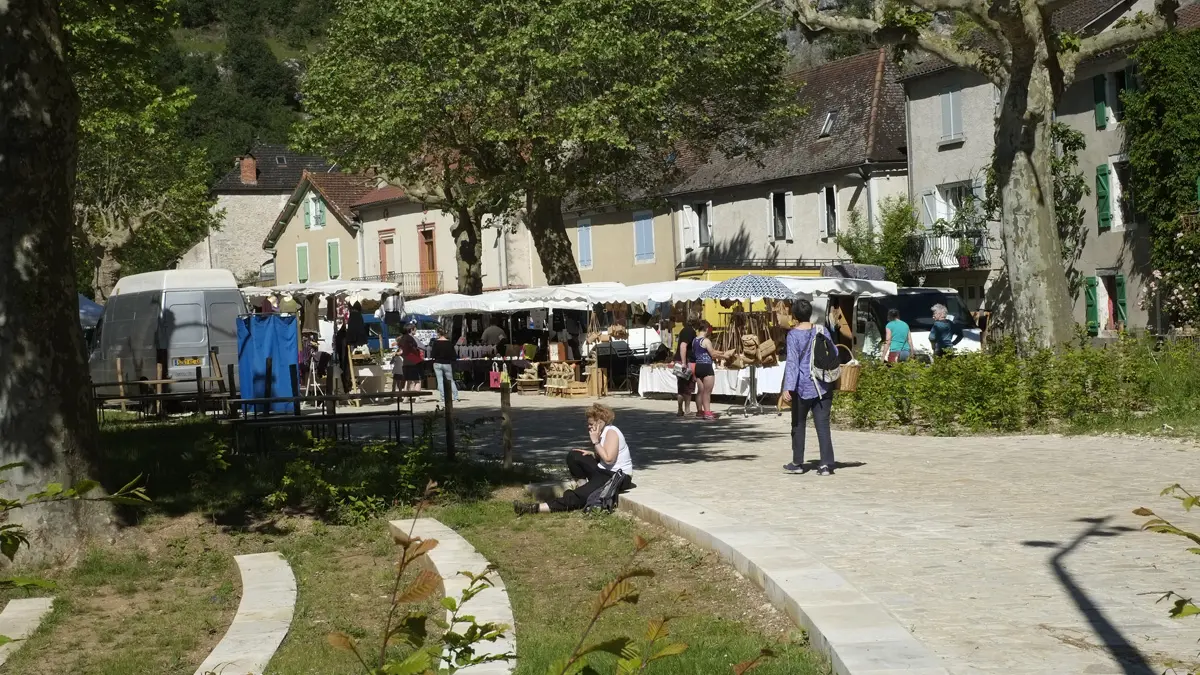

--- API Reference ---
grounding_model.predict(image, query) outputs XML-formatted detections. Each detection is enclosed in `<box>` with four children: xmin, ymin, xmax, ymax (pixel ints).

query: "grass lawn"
<box><xmin>431</xmin><ymin>492</ymin><xmax>827</xmax><ymax>675</ymax></box>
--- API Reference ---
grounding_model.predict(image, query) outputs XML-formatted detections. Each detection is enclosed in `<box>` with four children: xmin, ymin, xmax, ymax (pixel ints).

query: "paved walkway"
<box><xmin>449</xmin><ymin>393</ymin><xmax>1200</xmax><ymax>675</ymax></box>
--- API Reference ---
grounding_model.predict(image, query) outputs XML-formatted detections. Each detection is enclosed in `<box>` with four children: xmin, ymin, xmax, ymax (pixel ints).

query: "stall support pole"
<box><xmin>155</xmin><ymin>362</ymin><xmax>164</xmax><ymax>418</ymax></box>
<box><xmin>290</xmin><ymin>364</ymin><xmax>301</xmax><ymax>416</ymax></box>
<box><xmin>115</xmin><ymin>357</ymin><xmax>126</xmax><ymax>413</ymax></box>
<box><xmin>501</xmin><ymin>381</ymin><xmax>514</xmax><ymax>469</ymax></box>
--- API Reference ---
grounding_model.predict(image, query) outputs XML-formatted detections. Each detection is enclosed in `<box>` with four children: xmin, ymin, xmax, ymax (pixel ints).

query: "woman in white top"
<box><xmin>514</xmin><ymin>403</ymin><xmax>634</xmax><ymax>514</ymax></box>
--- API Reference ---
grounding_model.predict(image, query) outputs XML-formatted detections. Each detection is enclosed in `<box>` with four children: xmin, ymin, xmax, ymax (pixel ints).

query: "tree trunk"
<box><xmin>0</xmin><ymin>0</ymin><xmax>113</xmax><ymax>562</ymax></box>
<box><xmin>992</xmin><ymin>62</ymin><xmax>1076</xmax><ymax>348</ymax></box>
<box><xmin>452</xmin><ymin>206</ymin><xmax>483</xmax><ymax>295</ymax></box>
<box><xmin>527</xmin><ymin>195</ymin><xmax>581</xmax><ymax>285</ymax></box>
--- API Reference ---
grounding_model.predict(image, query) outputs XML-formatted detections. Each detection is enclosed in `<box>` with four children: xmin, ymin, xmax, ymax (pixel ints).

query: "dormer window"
<box><xmin>276</xmin><ymin>156</ymin><xmax>287</xmax><ymax>165</ymax></box>
<box><xmin>820</xmin><ymin>112</ymin><xmax>838</xmax><ymax>138</ymax></box>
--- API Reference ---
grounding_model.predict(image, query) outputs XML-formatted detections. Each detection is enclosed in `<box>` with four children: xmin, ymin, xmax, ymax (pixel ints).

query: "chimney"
<box><xmin>240</xmin><ymin>155</ymin><xmax>257</xmax><ymax>185</ymax></box>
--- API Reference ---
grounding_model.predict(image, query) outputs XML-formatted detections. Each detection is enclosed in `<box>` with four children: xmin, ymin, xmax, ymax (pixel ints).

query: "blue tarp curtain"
<box><xmin>236</xmin><ymin>314</ymin><xmax>298</xmax><ymax>414</ymax></box>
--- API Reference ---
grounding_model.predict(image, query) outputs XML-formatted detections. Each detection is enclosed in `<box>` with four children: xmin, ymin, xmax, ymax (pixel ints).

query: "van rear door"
<box><xmin>162</xmin><ymin>291</ymin><xmax>208</xmax><ymax>390</ymax></box>
<box><xmin>205</xmin><ymin>291</ymin><xmax>243</xmax><ymax>384</ymax></box>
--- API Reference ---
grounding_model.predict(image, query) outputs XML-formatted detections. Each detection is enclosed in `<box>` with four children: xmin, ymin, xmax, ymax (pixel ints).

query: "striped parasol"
<box><xmin>698</xmin><ymin>274</ymin><xmax>796</xmax><ymax>301</ymax></box>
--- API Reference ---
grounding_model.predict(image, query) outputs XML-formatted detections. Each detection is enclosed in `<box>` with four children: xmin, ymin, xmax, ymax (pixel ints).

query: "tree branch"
<box><xmin>1060</xmin><ymin>0</ymin><xmax>1178</xmax><ymax>75</ymax></box>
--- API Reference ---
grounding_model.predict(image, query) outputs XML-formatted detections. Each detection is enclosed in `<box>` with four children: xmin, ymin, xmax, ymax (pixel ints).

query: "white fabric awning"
<box><xmin>776</xmin><ymin>277</ymin><xmax>897</xmax><ymax>297</ymax></box>
<box><xmin>606</xmin><ymin>279</ymin><xmax>717</xmax><ymax>304</ymax></box>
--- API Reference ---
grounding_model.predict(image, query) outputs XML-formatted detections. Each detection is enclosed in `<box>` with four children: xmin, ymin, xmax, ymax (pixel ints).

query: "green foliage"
<box><xmin>1049</xmin><ymin>123</ymin><xmax>1090</xmax><ymax>299</ymax></box>
<box><xmin>835</xmin><ymin>197</ymin><xmax>921</xmax><ymax>284</ymax></box>
<box><xmin>63</xmin><ymin>0</ymin><xmax>221</xmax><ymax>295</ymax></box>
<box><xmin>836</xmin><ymin>335</ymin><xmax>1200</xmax><ymax>435</ymax></box>
<box><xmin>1124</xmin><ymin>30</ymin><xmax>1200</xmax><ymax>327</ymax></box>
<box><xmin>1134</xmin><ymin>484</ymin><xmax>1199</xmax><ymax>673</ymax></box>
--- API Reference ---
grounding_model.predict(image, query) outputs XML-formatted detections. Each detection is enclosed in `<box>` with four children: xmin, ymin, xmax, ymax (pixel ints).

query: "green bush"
<box><xmin>835</xmin><ymin>336</ymin><xmax>1200</xmax><ymax>435</ymax></box>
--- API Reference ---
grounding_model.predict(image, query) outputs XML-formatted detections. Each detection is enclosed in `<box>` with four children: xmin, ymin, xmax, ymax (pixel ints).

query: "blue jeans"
<box><xmin>433</xmin><ymin>362</ymin><xmax>458</xmax><ymax>402</ymax></box>
<box><xmin>791</xmin><ymin>392</ymin><xmax>834</xmax><ymax>468</ymax></box>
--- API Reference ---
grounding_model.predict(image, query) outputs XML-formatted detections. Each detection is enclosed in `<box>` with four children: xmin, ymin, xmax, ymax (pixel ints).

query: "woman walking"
<box><xmin>781</xmin><ymin>298</ymin><xmax>837</xmax><ymax>476</ymax></box>
<box><xmin>881</xmin><ymin>309</ymin><xmax>913</xmax><ymax>363</ymax></box>
<box><xmin>928</xmin><ymin>303</ymin><xmax>963</xmax><ymax>357</ymax></box>
<box><xmin>692</xmin><ymin>321</ymin><xmax>732</xmax><ymax>421</ymax></box>
<box><xmin>429</xmin><ymin>326</ymin><xmax>459</xmax><ymax>403</ymax></box>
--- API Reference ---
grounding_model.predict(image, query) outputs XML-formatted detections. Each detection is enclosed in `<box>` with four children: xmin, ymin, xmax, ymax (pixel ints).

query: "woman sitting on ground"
<box><xmin>514</xmin><ymin>403</ymin><xmax>634</xmax><ymax>514</ymax></box>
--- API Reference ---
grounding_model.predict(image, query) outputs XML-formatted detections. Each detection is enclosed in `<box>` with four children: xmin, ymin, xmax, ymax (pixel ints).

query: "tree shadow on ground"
<box><xmin>1021</xmin><ymin>517</ymin><xmax>1154</xmax><ymax>675</ymax></box>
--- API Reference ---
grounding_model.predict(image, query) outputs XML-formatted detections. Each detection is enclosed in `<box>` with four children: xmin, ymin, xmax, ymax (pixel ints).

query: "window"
<box><xmin>1096</xmin><ymin>67</ymin><xmax>1136</xmax><ymax>129</ymax></box>
<box><xmin>1113</xmin><ymin>159</ymin><xmax>1135</xmax><ymax>230</ymax></box>
<box><xmin>326</xmin><ymin>239</ymin><xmax>341</xmax><ymax>280</ymax></box>
<box><xmin>769</xmin><ymin>192</ymin><xmax>792</xmax><ymax>242</ymax></box>
<box><xmin>163</xmin><ymin>302</ymin><xmax>205</xmax><ymax>345</ymax></box>
<box><xmin>942</xmin><ymin>183</ymin><xmax>971</xmax><ymax>221</ymax></box>
<box><xmin>577</xmin><ymin>220</ymin><xmax>593</xmax><ymax>269</ymax></box>
<box><xmin>275</xmin><ymin>156</ymin><xmax>287</xmax><ymax>165</ymax></box>
<box><xmin>1086</xmin><ymin>274</ymin><xmax>1127</xmax><ymax>334</ymax></box>
<box><xmin>993</xmin><ymin>85</ymin><xmax>1002</xmax><ymax>118</ymax></box>
<box><xmin>819</xmin><ymin>112</ymin><xmax>838</xmax><ymax>138</ymax></box>
<box><xmin>940</xmin><ymin>87</ymin><xmax>964</xmax><ymax>143</ymax></box>
<box><xmin>818</xmin><ymin>186</ymin><xmax>838</xmax><ymax>238</ymax></box>
<box><xmin>303</xmin><ymin>192</ymin><xmax>326</xmax><ymax>230</ymax></box>
<box><xmin>634</xmin><ymin>211</ymin><xmax>655</xmax><ymax>263</ymax></box>
<box><xmin>296</xmin><ymin>243</ymin><xmax>310</xmax><ymax>283</ymax></box>
<box><xmin>696</xmin><ymin>202</ymin><xmax>711</xmax><ymax>247</ymax></box>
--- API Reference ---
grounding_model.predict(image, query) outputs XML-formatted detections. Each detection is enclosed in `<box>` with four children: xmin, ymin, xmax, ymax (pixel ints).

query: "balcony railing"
<box><xmin>905</xmin><ymin>231</ymin><xmax>991</xmax><ymax>272</ymax></box>
<box><xmin>353</xmin><ymin>271</ymin><xmax>444</xmax><ymax>297</ymax></box>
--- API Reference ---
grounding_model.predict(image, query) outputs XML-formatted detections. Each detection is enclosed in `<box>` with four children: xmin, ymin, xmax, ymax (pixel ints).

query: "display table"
<box><xmin>638</xmin><ymin>364</ymin><xmax>784</xmax><ymax>397</ymax></box>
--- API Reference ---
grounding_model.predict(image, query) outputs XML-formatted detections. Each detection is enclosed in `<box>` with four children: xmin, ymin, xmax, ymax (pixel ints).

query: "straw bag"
<box><xmin>756</xmin><ymin>338</ymin><xmax>776</xmax><ymax>360</ymax></box>
<box><xmin>837</xmin><ymin>362</ymin><xmax>862</xmax><ymax>392</ymax></box>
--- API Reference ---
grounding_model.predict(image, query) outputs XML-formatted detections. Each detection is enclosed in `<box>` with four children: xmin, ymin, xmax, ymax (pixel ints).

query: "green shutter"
<box><xmin>319</xmin><ymin>200</ymin><xmax>327</xmax><ymax>227</ymax></box>
<box><xmin>1093</xmin><ymin>75</ymin><xmax>1107</xmax><ymax>129</ymax></box>
<box><xmin>1096</xmin><ymin>164</ymin><xmax>1111</xmax><ymax>231</ymax></box>
<box><xmin>327</xmin><ymin>240</ymin><xmax>340</xmax><ymax>279</ymax></box>
<box><xmin>303</xmin><ymin>198</ymin><xmax>311</xmax><ymax>229</ymax></box>
<box><xmin>1195</xmin><ymin>174</ymin><xmax>1200</xmax><ymax>207</ymax></box>
<box><xmin>1115</xmin><ymin>274</ymin><xmax>1128</xmax><ymax>325</ymax></box>
<box><xmin>1085</xmin><ymin>277</ymin><xmax>1099</xmax><ymax>336</ymax></box>
<box><xmin>297</xmin><ymin>245</ymin><xmax>309</xmax><ymax>283</ymax></box>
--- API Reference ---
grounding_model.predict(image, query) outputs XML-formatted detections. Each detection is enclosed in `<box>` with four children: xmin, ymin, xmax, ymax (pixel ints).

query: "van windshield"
<box><xmin>873</xmin><ymin>293</ymin><xmax>977</xmax><ymax>330</ymax></box>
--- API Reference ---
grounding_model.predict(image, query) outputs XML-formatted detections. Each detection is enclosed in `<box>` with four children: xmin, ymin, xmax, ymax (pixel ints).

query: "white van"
<box><xmin>89</xmin><ymin>270</ymin><xmax>247</xmax><ymax>395</ymax></box>
<box><xmin>853</xmin><ymin>287</ymin><xmax>982</xmax><ymax>357</ymax></box>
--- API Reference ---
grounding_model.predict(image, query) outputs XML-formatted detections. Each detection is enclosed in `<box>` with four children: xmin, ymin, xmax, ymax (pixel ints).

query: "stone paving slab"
<box><xmin>390</xmin><ymin>518</ymin><xmax>516</xmax><ymax>675</ymax></box>
<box><xmin>0</xmin><ymin>597</ymin><xmax>54</xmax><ymax>667</ymax></box>
<box><xmin>194</xmin><ymin>552</ymin><xmax>296</xmax><ymax>675</ymax></box>
<box><xmin>448</xmin><ymin>394</ymin><xmax>1200</xmax><ymax>674</ymax></box>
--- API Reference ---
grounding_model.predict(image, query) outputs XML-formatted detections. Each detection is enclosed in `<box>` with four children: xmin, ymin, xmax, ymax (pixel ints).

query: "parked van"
<box><xmin>852</xmin><ymin>287</ymin><xmax>982</xmax><ymax>356</ymax></box>
<box><xmin>89</xmin><ymin>270</ymin><xmax>247</xmax><ymax>395</ymax></box>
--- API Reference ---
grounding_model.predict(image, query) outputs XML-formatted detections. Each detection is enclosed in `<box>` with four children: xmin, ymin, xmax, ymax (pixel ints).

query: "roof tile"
<box><xmin>212</xmin><ymin>143</ymin><xmax>333</xmax><ymax>193</ymax></box>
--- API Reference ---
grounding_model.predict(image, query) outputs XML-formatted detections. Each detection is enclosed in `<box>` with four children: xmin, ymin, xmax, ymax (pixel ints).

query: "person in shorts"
<box><xmin>675</xmin><ymin>320</ymin><xmax>697</xmax><ymax>416</ymax></box>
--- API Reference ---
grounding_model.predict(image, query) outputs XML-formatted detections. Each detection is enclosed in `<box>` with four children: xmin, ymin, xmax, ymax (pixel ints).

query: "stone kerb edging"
<box><xmin>0</xmin><ymin>597</ymin><xmax>55</xmax><ymax>667</ymax></box>
<box><xmin>194</xmin><ymin>552</ymin><xmax>297</xmax><ymax>675</ymax></box>
<box><xmin>389</xmin><ymin>518</ymin><xmax>516</xmax><ymax>675</ymax></box>
<box><xmin>619</xmin><ymin>488</ymin><xmax>951</xmax><ymax>675</ymax></box>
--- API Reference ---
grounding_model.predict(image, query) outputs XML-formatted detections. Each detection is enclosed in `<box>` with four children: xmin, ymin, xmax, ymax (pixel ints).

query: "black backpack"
<box><xmin>810</xmin><ymin>327</ymin><xmax>842</xmax><ymax>384</ymax></box>
<box><xmin>584</xmin><ymin>470</ymin><xmax>629</xmax><ymax>513</ymax></box>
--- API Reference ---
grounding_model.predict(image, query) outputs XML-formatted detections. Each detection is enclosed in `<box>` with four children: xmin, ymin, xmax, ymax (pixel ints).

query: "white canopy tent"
<box><xmin>604</xmin><ymin>279</ymin><xmax>717</xmax><ymax>304</ymax></box>
<box><xmin>404</xmin><ymin>289</ymin><xmax>590</xmax><ymax>316</ymax></box>
<box><xmin>504</xmin><ymin>282</ymin><xmax>625</xmax><ymax>304</ymax></box>
<box><xmin>776</xmin><ymin>277</ymin><xmax>897</xmax><ymax>298</ymax></box>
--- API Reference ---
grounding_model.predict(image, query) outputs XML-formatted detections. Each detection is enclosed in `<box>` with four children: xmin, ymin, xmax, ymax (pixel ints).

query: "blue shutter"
<box><xmin>578</xmin><ymin>223</ymin><xmax>592</xmax><ymax>268</ymax></box>
<box><xmin>634</xmin><ymin>213</ymin><xmax>654</xmax><ymax>262</ymax></box>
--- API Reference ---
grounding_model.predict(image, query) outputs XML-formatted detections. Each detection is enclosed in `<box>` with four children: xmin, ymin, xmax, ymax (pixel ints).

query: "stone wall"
<box><xmin>177</xmin><ymin>192</ymin><xmax>291</xmax><ymax>283</ymax></box>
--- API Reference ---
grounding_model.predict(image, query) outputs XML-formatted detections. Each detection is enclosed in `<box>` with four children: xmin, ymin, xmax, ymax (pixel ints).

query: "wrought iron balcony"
<box><xmin>905</xmin><ymin>231</ymin><xmax>991</xmax><ymax>272</ymax></box>
<box><xmin>353</xmin><ymin>271</ymin><xmax>444</xmax><ymax>297</ymax></box>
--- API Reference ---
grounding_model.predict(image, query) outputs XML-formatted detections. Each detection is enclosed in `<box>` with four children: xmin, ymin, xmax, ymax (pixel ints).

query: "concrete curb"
<box><xmin>0</xmin><ymin>597</ymin><xmax>54</xmax><ymax>666</ymax></box>
<box><xmin>619</xmin><ymin>488</ymin><xmax>950</xmax><ymax>675</ymax></box>
<box><xmin>194</xmin><ymin>552</ymin><xmax>296</xmax><ymax>675</ymax></box>
<box><xmin>389</xmin><ymin>518</ymin><xmax>516</xmax><ymax>675</ymax></box>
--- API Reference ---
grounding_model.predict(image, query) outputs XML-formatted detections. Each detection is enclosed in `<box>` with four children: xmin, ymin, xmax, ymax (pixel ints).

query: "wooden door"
<box><xmin>418</xmin><ymin>227</ymin><xmax>436</xmax><ymax>293</ymax></box>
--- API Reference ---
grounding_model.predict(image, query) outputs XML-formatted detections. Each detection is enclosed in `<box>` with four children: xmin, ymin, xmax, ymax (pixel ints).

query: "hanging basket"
<box><xmin>837</xmin><ymin>363</ymin><xmax>862</xmax><ymax>392</ymax></box>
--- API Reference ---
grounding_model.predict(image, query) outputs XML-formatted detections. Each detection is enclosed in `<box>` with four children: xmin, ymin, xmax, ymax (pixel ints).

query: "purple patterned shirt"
<box><xmin>782</xmin><ymin>326</ymin><xmax>835</xmax><ymax>400</ymax></box>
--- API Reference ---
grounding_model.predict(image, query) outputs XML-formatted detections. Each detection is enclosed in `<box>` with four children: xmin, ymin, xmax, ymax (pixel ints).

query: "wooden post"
<box><xmin>289</xmin><ymin>364</ymin><xmax>300</xmax><ymax>416</ymax></box>
<box><xmin>115</xmin><ymin>357</ymin><xmax>126</xmax><ymax>413</ymax></box>
<box><xmin>443</xmin><ymin>371</ymin><xmax>456</xmax><ymax>460</ymax></box>
<box><xmin>195</xmin><ymin>365</ymin><xmax>205</xmax><ymax>416</ymax></box>
<box><xmin>264</xmin><ymin>356</ymin><xmax>273</xmax><ymax>415</ymax></box>
<box><xmin>155</xmin><ymin>361</ymin><xmax>164</xmax><ymax>417</ymax></box>
<box><xmin>227</xmin><ymin>363</ymin><xmax>238</xmax><ymax>418</ymax></box>
<box><xmin>210</xmin><ymin>350</ymin><xmax>226</xmax><ymax>393</ymax></box>
<box><xmin>501</xmin><ymin>381</ymin><xmax>513</xmax><ymax>469</ymax></box>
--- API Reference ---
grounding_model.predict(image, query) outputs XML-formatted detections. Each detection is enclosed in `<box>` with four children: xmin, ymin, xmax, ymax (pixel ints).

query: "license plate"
<box><xmin>174</xmin><ymin>357</ymin><xmax>202</xmax><ymax>367</ymax></box>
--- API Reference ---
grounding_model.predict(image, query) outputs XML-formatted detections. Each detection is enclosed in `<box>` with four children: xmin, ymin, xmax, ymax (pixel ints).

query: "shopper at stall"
<box><xmin>782</xmin><ymin>298</ymin><xmax>837</xmax><ymax>476</ymax></box>
<box><xmin>430</xmin><ymin>326</ymin><xmax>459</xmax><ymax>403</ymax></box>
<box><xmin>513</xmin><ymin>403</ymin><xmax>634</xmax><ymax>514</ymax></box>
<box><xmin>480</xmin><ymin>319</ymin><xmax>507</xmax><ymax>348</ymax></box>
<box><xmin>692</xmin><ymin>321</ymin><xmax>733</xmax><ymax>421</ymax></box>
<box><xmin>397</xmin><ymin>324</ymin><xmax>425</xmax><ymax>392</ymax></box>
<box><xmin>675</xmin><ymin>320</ymin><xmax>697</xmax><ymax>417</ymax></box>
<box><xmin>881</xmin><ymin>309</ymin><xmax>913</xmax><ymax>363</ymax></box>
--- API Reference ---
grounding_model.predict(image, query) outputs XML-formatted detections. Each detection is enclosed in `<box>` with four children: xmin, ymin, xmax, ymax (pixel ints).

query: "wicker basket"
<box><xmin>837</xmin><ymin>363</ymin><xmax>862</xmax><ymax>392</ymax></box>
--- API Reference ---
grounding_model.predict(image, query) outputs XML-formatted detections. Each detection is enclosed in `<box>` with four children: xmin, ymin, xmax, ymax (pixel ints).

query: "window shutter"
<box><xmin>303</xmin><ymin>198</ymin><xmax>312</xmax><ymax>229</ymax></box>
<box><xmin>921</xmin><ymin>189</ymin><xmax>936</xmax><ymax>228</ymax></box>
<box><xmin>319</xmin><ymin>200</ymin><xmax>327</xmax><ymax>227</ymax></box>
<box><xmin>327</xmin><ymin>240</ymin><xmax>340</xmax><ymax>279</ymax></box>
<box><xmin>971</xmin><ymin>177</ymin><xmax>987</xmax><ymax>218</ymax></box>
<box><xmin>681</xmin><ymin>205</ymin><xmax>694</xmax><ymax>251</ymax></box>
<box><xmin>784</xmin><ymin>191</ymin><xmax>795</xmax><ymax>241</ymax></box>
<box><xmin>579</xmin><ymin>223</ymin><xmax>592</xmax><ymax>267</ymax></box>
<box><xmin>297</xmin><ymin>245</ymin><xmax>309</xmax><ymax>283</ymax></box>
<box><xmin>1115</xmin><ymin>274</ymin><xmax>1128</xmax><ymax>325</ymax></box>
<box><xmin>817</xmin><ymin>190</ymin><xmax>828</xmax><ymax>238</ymax></box>
<box><xmin>705</xmin><ymin>200</ymin><xmax>714</xmax><ymax>245</ymax></box>
<box><xmin>1093</xmin><ymin>75</ymin><xmax>1107</xmax><ymax>129</ymax></box>
<box><xmin>766</xmin><ymin>193</ymin><xmax>775</xmax><ymax>241</ymax></box>
<box><xmin>951</xmin><ymin>89</ymin><xmax>963</xmax><ymax>138</ymax></box>
<box><xmin>941</xmin><ymin>91</ymin><xmax>953</xmax><ymax>140</ymax></box>
<box><xmin>1096</xmin><ymin>164</ymin><xmax>1112</xmax><ymax>231</ymax></box>
<box><xmin>1085</xmin><ymin>277</ymin><xmax>1099</xmax><ymax>335</ymax></box>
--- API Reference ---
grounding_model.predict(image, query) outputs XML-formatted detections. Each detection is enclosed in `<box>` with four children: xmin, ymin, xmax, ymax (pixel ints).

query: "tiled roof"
<box><xmin>669</xmin><ymin>50</ymin><xmax>905</xmax><ymax>196</ymax></box>
<box><xmin>212</xmin><ymin>143</ymin><xmax>333</xmax><ymax>193</ymax></box>
<box><xmin>262</xmin><ymin>171</ymin><xmax>378</xmax><ymax>249</ymax></box>
<box><xmin>352</xmin><ymin>185</ymin><xmax>408</xmax><ymax>208</ymax></box>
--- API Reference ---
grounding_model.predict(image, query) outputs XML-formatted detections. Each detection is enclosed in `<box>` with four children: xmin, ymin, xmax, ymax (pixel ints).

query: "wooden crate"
<box><xmin>563</xmin><ymin>382</ymin><xmax>590</xmax><ymax>398</ymax></box>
